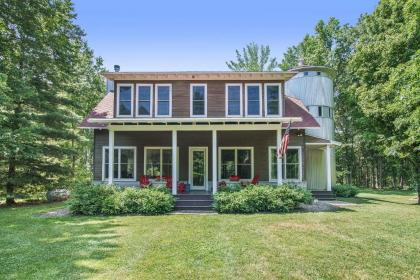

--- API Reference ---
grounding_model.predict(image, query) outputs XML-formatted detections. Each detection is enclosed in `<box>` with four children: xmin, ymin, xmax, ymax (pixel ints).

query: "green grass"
<box><xmin>0</xmin><ymin>191</ymin><xmax>419</xmax><ymax>280</ymax></box>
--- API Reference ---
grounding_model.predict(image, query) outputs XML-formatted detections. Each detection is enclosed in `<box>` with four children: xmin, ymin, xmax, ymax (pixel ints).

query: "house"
<box><xmin>80</xmin><ymin>66</ymin><xmax>338</xmax><ymax>204</ymax></box>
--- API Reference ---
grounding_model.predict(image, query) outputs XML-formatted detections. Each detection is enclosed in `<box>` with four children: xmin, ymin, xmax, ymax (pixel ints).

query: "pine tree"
<box><xmin>226</xmin><ymin>42</ymin><xmax>279</xmax><ymax>71</ymax></box>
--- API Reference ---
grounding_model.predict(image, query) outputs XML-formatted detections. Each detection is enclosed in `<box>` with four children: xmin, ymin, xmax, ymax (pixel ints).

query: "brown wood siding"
<box><xmin>113</xmin><ymin>80</ymin><xmax>285</xmax><ymax>118</ymax></box>
<box><xmin>93</xmin><ymin>129</ymin><xmax>305</xmax><ymax>182</ymax></box>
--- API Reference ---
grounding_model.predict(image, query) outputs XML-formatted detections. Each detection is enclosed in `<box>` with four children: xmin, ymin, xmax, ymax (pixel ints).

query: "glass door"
<box><xmin>189</xmin><ymin>147</ymin><xmax>208</xmax><ymax>190</ymax></box>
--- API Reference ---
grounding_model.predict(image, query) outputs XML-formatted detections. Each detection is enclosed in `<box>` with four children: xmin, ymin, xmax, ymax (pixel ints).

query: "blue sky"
<box><xmin>73</xmin><ymin>0</ymin><xmax>378</xmax><ymax>71</ymax></box>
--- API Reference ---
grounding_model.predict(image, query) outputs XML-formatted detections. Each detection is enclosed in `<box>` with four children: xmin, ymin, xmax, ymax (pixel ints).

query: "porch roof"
<box><xmin>79</xmin><ymin>92</ymin><xmax>320</xmax><ymax>129</ymax></box>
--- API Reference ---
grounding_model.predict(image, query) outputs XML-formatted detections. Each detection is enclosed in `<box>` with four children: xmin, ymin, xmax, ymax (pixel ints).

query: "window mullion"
<box><xmin>118</xmin><ymin>148</ymin><xmax>121</xmax><ymax>180</ymax></box>
<box><xmin>235</xmin><ymin>149</ymin><xmax>238</xmax><ymax>176</ymax></box>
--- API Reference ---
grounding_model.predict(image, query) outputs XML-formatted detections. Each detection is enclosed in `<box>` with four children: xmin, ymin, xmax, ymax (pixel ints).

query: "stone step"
<box><xmin>176</xmin><ymin>200</ymin><xmax>213</xmax><ymax>207</ymax></box>
<box><xmin>174</xmin><ymin>205</ymin><xmax>214</xmax><ymax>211</ymax></box>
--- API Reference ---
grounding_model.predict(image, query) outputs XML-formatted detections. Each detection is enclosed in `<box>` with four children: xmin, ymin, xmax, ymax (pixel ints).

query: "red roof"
<box><xmin>80</xmin><ymin>92</ymin><xmax>319</xmax><ymax>129</ymax></box>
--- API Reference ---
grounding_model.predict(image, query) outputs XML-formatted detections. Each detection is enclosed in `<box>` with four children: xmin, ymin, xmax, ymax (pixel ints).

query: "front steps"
<box><xmin>311</xmin><ymin>191</ymin><xmax>336</xmax><ymax>201</ymax></box>
<box><xmin>175</xmin><ymin>193</ymin><xmax>214</xmax><ymax>211</ymax></box>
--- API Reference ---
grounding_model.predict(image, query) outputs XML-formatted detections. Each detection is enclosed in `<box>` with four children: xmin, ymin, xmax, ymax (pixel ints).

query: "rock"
<box><xmin>47</xmin><ymin>189</ymin><xmax>70</xmax><ymax>202</ymax></box>
<box><xmin>37</xmin><ymin>208</ymin><xmax>71</xmax><ymax>218</ymax></box>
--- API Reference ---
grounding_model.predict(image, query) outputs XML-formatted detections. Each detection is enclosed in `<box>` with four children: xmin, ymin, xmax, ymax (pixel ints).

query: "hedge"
<box><xmin>332</xmin><ymin>184</ymin><xmax>359</xmax><ymax>198</ymax></box>
<box><xmin>69</xmin><ymin>184</ymin><xmax>175</xmax><ymax>215</ymax></box>
<box><xmin>213</xmin><ymin>184</ymin><xmax>313</xmax><ymax>213</ymax></box>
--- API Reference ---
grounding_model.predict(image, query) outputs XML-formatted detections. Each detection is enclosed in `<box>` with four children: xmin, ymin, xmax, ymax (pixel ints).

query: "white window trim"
<box><xmin>102</xmin><ymin>146</ymin><xmax>137</xmax><ymax>181</ymax></box>
<box><xmin>143</xmin><ymin>147</ymin><xmax>179</xmax><ymax>179</ymax></box>
<box><xmin>245</xmin><ymin>83</ymin><xmax>262</xmax><ymax>117</ymax></box>
<box><xmin>116</xmin><ymin>84</ymin><xmax>134</xmax><ymax>117</ymax></box>
<box><xmin>190</xmin><ymin>83</ymin><xmax>207</xmax><ymax>117</ymax></box>
<box><xmin>155</xmin><ymin>84</ymin><xmax>172</xmax><ymax>117</ymax></box>
<box><xmin>218</xmin><ymin>147</ymin><xmax>254</xmax><ymax>180</ymax></box>
<box><xmin>136</xmin><ymin>84</ymin><xmax>153</xmax><ymax>117</ymax></box>
<box><xmin>268</xmin><ymin>146</ymin><xmax>302</xmax><ymax>182</ymax></box>
<box><xmin>264</xmin><ymin>83</ymin><xmax>282</xmax><ymax>117</ymax></box>
<box><xmin>225</xmin><ymin>83</ymin><xmax>243</xmax><ymax>117</ymax></box>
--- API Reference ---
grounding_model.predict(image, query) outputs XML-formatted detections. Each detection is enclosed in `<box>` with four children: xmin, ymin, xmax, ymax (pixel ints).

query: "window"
<box><xmin>144</xmin><ymin>147</ymin><xmax>177</xmax><ymax>177</ymax></box>
<box><xmin>190</xmin><ymin>84</ymin><xmax>207</xmax><ymax>117</ymax></box>
<box><xmin>317</xmin><ymin>72</ymin><xmax>321</xmax><ymax>76</ymax></box>
<box><xmin>264</xmin><ymin>83</ymin><xmax>282</xmax><ymax>116</ymax></box>
<box><xmin>316</xmin><ymin>106</ymin><xmax>333</xmax><ymax>118</ymax></box>
<box><xmin>304</xmin><ymin>72</ymin><xmax>308</xmax><ymax>76</ymax></box>
<box><xmin>117</xmin><ymin>84</ymin><xmax>133</xmax><ymax>117</ymax></box>
<box><xmin>269</xmin><ymin>146</ymin><xmax>302</xmax><ymax>181</ymax></box>
<box><xmin>155</xmin><ymin>84</ymin><xmax>172</xmax><ymax>117</ymax></box>
<box><xmin>136</xmin><ymin>84</ymin><xmax>152</xmax><ymax>117</ymax></box>
<box><xmin>245</xmin><ymin>84</ymin><xmax>262</xmax><ymax>116</ymax></box>
<box><xmin>219</xmin><ymin>147</ymin><xmax>253</xmax><ymax>180</ymax></box>
<box><xmin>103</xmin><ymin>147</ymin><xmax>136</xmax><ymax>180</ymax></box>
<box><xmin>225</xmin><ymin>84</ymin><xmax>242</xmax><ymax>117</ymax></box>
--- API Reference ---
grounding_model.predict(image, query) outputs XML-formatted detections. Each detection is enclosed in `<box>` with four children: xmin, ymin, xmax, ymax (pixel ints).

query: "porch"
<box><xmin>95</xmin><ymin>126</ymin><xmax>335</xmax><ymax>194</ymax></box>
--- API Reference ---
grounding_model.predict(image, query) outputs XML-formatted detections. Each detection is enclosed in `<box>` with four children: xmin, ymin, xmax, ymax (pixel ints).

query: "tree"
<box><xmin>226</xmin><ymin>42</ymin><xmax>279</xmax><ymax>71</ymax></box>
<box><xmin>0</xmin><ymin>0</ymin><xmax>104</xmax><ymax>204</ymax></box>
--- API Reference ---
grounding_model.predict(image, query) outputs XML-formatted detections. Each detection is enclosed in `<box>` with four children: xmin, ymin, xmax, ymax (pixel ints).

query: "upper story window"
<box><xmin>317</xmin><ymin>106</ymin><xmax>333</xmax><ymax>118</ymax></box>
<box><xmin>155</xmin><ymin>84</ymin><xmax>172</xmax><ymax>117</ymax></box>
<box><xmin>245</xmin><ymin>84</ymin><xmax>262</xmax><ymax>117</ymax></box>
<box><xmin>117</xmin><ymin>84</ymin><xmax>133</xmax><ymax>117</ymax></box>
<box><xmin>225</xmin><ymin>84</ymin><xmax>242</xmax><ymax>117</ymax></box>
<box><xmin>136</xmin><ymin>84</ymin><xmax>153</xmax><ymax>117</ymax></box>
<box><xmin>190</xmin><ymin>84</ymin><xmax>207</xmax><ymax>117</ymax></box>
<box><xmin>264</xmin><ymin>83</ymin><xmax>282</xmax><ymax>116</ymax></box>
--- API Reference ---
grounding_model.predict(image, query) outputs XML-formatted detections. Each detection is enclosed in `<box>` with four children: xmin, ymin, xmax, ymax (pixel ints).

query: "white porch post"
<box><xmin>326</xmin><ymin>145</ymin><xmax>332</xmax><ymax>191</ymax></box>
<box><xmin>108</xmin><ymin>129</ymin><xmax>114</xmax><ymax>185</ymax></box>
<box><xmin>276</xmin><ymin>128</ymin><xmax>283</xmax><ymax>185</ymax></box>
<box><xmin>212</xmin><ymin>130</ymin><xmax>217</xmax><ymax>194</ymax></box>
<box><xmin>172</xmin><ymin>130</ymin><xmax>177</xmax><ymax>195</ymax></box>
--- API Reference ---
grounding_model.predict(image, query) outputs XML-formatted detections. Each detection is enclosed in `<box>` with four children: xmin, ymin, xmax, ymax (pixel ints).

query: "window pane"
<box><xmin>158</xmin><ymin>86</ymin><xmax>170</xmax><ymax>100</ymax></box>
<box><xmin>267</xmin><ymin>101</ymin><xmax>279</xmax><ymax>115</ymax></box>
<box><xmin>286</xmin><ymin>149</ymin><xmax>299</xmax><ymax>164</ymax></box>
<box><xmin>228</xmin><ymin>86</ymin><xmax>240</xmax><ymax>101</ymax></box>
<box><xmin>247</xmin><ymin>86</ymin><xmax>260</xmax><ymax>100</ymax></box>
<box><xmin>237</xmin><ymin>149</ymin><xmax>251</xmax><ymax>164</ymax></box>
<box><xmin>270</xmin><ymin>148</ymin><xmax>277</xmax><ymax>180</ymax></box>
<box><xmin>162</xmin><ymin>149</ymin><xmax>172</xmax><ymax>164</ymax></box>
<box><xmin>158</xmin><ymin>101</ymin><xmax>169</xmax><ymax>115</ymax></box>
<box><xmin>228</xmin><ymin>101</ymin><xmax>240</xmax><ymax>115</ymax></box>
<box><xmin>237</xmin><ymin>164</ymin><xmax>251</xmax><ymax>179</ymax></box>
<box><xmin>119</xmin><ymin>101</ymin><xmax>131</xmax><ymax>115</ymax></box>
<box><xmin>119</xmin><ymin>86</ymin><xmax>131</xmax><ymax>100</ymax></box>
<box><xmin>138</xmin><ymin>101</ymin><xmax>150</xmax><ymax>115</ymax></box>
<box><xmin>192</xmin><ymin>86</ymin><xmax>205</xmax><ymax>101</ymax></box>
<box><xmin>146</xmin><ymin>149</ymin><xmax>160</xmax><ymax>177</ymax></box>
<box><xmin>138</xmin><ymin>86</ymin><xmax>151</xmax><ymax>100</ymax></box>
<box><xmin>322</xmin><ymin>106</ymin><xmax>330</xmax><ymax>118</ymax></box>
<box><xmin>266</xmin><ymin>85</ymin><xmax>279</xmax><ymax>101</ymax></box>
<box><xmin>221</xmin><ymin>150</ymin><xmax>235</xmax><ymax>179</ymax></box>
<box><xmin>318</xmin><ymin>106</ymin><xmax>322</xmax><ymax>117</ymax></box>
<box><xmin>120</xmin><ymin>163</ymin><xmax>134</xmax><ymax>179</ymax></box>
<box><xmin>193</xmin><ymin>101</ymin><xmax>204</xmax><ymax>115</ymax></box>
<box><xmin>120</xmin><ymin>149</ymin><xmax>134</xmax><ymax>165</ymax></box>
<box><xmin>248</xmin><ymin>100</ymin><xmax>260</xmax><ymax>115</ymax></box>
<box><xmin>286</xmin><ymin>164</ymin><xmax>299</xmax><ymax>179</ymax></box>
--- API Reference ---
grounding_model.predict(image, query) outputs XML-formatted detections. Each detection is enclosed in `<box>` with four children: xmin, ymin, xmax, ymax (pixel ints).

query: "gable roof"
<box><xmin>79</xmin><ymin>92</ymin><xmax>319</xmax><ymax>129</ymax></box>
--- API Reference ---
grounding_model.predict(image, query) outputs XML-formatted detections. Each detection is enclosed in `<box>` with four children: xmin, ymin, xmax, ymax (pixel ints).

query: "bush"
<box><xmin>69</xmin><ymin>184</ymin><xmax>175</xmax><ymax>215</ymax></box>
<box><xmin>213</xmin><ymin>184</ymin><xmax>313</xmax><ymax>214</ymax></box>
<box><xmin>333</xmin><ymin>184</ymin><xmax>359</xmax><ymax>197</ymax></box>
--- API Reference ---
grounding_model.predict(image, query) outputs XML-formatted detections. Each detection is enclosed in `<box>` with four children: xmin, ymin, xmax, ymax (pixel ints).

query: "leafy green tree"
<box><xmin>226</xmin><ymin>42</ymin><xmax>279</xmax><ymax>71</ymax></box>
<box><xmin>0</xmin><ymin>0</ymin><xmax>104</xmax><ymax>204</ymax></box>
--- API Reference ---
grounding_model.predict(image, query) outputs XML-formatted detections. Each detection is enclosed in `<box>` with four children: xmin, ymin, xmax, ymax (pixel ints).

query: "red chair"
<box><xmin>251</xmin><ymin>175</ymin><xmax>260</xmax><ymax>185</ymax></box>
<box><xmin>140</xmin><ymin>176</ymin><xmax>150</xmax><ymax>188</ymax></box>
<box><xmin>177</xmin><ymin>182</ymin><xmax>186</xmax><ymax>193</ymax></box>
<box><xmin>164</xmin><ymin>176</ymin><xmax>172</xmax><ymax>189</ymax></box>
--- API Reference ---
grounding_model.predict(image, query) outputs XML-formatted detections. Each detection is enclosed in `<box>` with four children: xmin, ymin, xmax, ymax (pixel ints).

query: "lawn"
<box><xmin>0</xmin><ymin>191</ymin><xmax>419</xmax><ymax>280</ymax></box>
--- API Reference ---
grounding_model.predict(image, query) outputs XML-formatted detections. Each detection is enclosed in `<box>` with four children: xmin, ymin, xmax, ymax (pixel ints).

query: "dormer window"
<box><xmin>225</xmin><ymin>84</ymin><xmax>242</xmax><ymax>117</ymax></box>
<box><xmin>245</xmin><ymin>84</ymin><xmax>262</xmax><ymax>117</ymax></box>
<box><xmin>190</xmin><ymin>84</ymin><xmax>207</xmax><ymax>117</ymax></box>
<box><xmin>264</xmin><ymin>83</ymin><xmax>282</xmax><ymax>116</ymax></box>
<box><xmin>155</xmin><ymin>84</ymin><xmax>172</xmax><ymax>117</ymax></box>
<box><xmin>117</xmin><ymin>84</ymin><xmax>134</xmax><ymax>117</ymax></box>
<box><xmin>136</xmin><ymin>84</ymin><xmax>153</xmax><ymax>117</ymax></box>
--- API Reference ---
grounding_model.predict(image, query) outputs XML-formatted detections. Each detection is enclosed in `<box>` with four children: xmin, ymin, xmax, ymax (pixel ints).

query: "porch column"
<box><xmin>276</xmin><ymin>128</ymin><xmax>283</xmax><ymax>185</ymax></box>
<box><xmin>212</xmin><ymin>130</ymin><xmax>217</xmax><ymax>194</ymax></box>
<box><xmin>108</xmin><ymin>129</ymin><xmax>114</xmax><ymax>185</ymax></box>
<box><xmin>326</xmin><ymin>145</ymin><xmax>332</xmax><ymax>191</ymax></box>
<box><xmin>172</xmin><ymin>130</ymin><xmax>177</xmax><ymax>195</ymax></box>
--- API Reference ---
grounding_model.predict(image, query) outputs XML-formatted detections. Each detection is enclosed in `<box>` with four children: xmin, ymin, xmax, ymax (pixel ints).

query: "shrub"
<box><xmin>69</xmin><ymin>184</ymin><xmax>175</xmax><ymax>215</ymax></box>
<box><xmin>213</xmin><ymin>184</ymin><xmax>313</xmax><ymax>214</ymax></box>
<box><xmin>333</xmin><ymin>184</ymin><xmax>359</xmax><ymax>198</ymax></box>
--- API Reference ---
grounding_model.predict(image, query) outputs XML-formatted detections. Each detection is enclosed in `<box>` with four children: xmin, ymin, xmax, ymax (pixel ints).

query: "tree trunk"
<box><xmin>6</xmin><ymin>160</ymin><xmax>16</xmax><ymax>205</ymax></box>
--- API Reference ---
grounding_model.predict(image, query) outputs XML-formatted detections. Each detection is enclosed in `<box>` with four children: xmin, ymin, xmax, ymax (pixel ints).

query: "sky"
<box><xmin>72</xmin><ymin>0</ymin><xmax>378</xmax><ymax>71</ymax></box>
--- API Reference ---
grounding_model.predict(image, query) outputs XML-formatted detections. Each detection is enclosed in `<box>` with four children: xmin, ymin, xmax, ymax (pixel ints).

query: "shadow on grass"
<box><xmin>0</xmin><ymin>204</ymin><xmax>124</xmax><ymax>279</ymax></box>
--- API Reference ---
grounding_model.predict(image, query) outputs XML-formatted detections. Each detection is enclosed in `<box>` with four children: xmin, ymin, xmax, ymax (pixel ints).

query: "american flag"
<box><xmin>277</xmin><ymin>121</ymin><xmax>291</xmax><ymax>158</ymax></box>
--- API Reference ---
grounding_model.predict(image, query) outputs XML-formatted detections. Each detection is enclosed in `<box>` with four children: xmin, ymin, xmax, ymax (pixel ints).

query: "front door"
<box><xmin>189</xmin><ymin>147</ymin><xmax>208</xmax><ymax>190</ymax></box>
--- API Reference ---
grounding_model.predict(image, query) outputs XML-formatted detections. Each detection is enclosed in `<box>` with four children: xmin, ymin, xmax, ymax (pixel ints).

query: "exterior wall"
<box><xmin>286</xmin><ymin>71</ymin><xmax>334</xmax><ymax>140</ymax></box>
<box><xmin>113</xmin><ymin>80</ymin><xmax>285</xmax><ymax>118</ymax></box>
<box><xmin>93</xmin><ymin>129</ymin><xmax>305</xmax><ymax>183</ymax></box>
